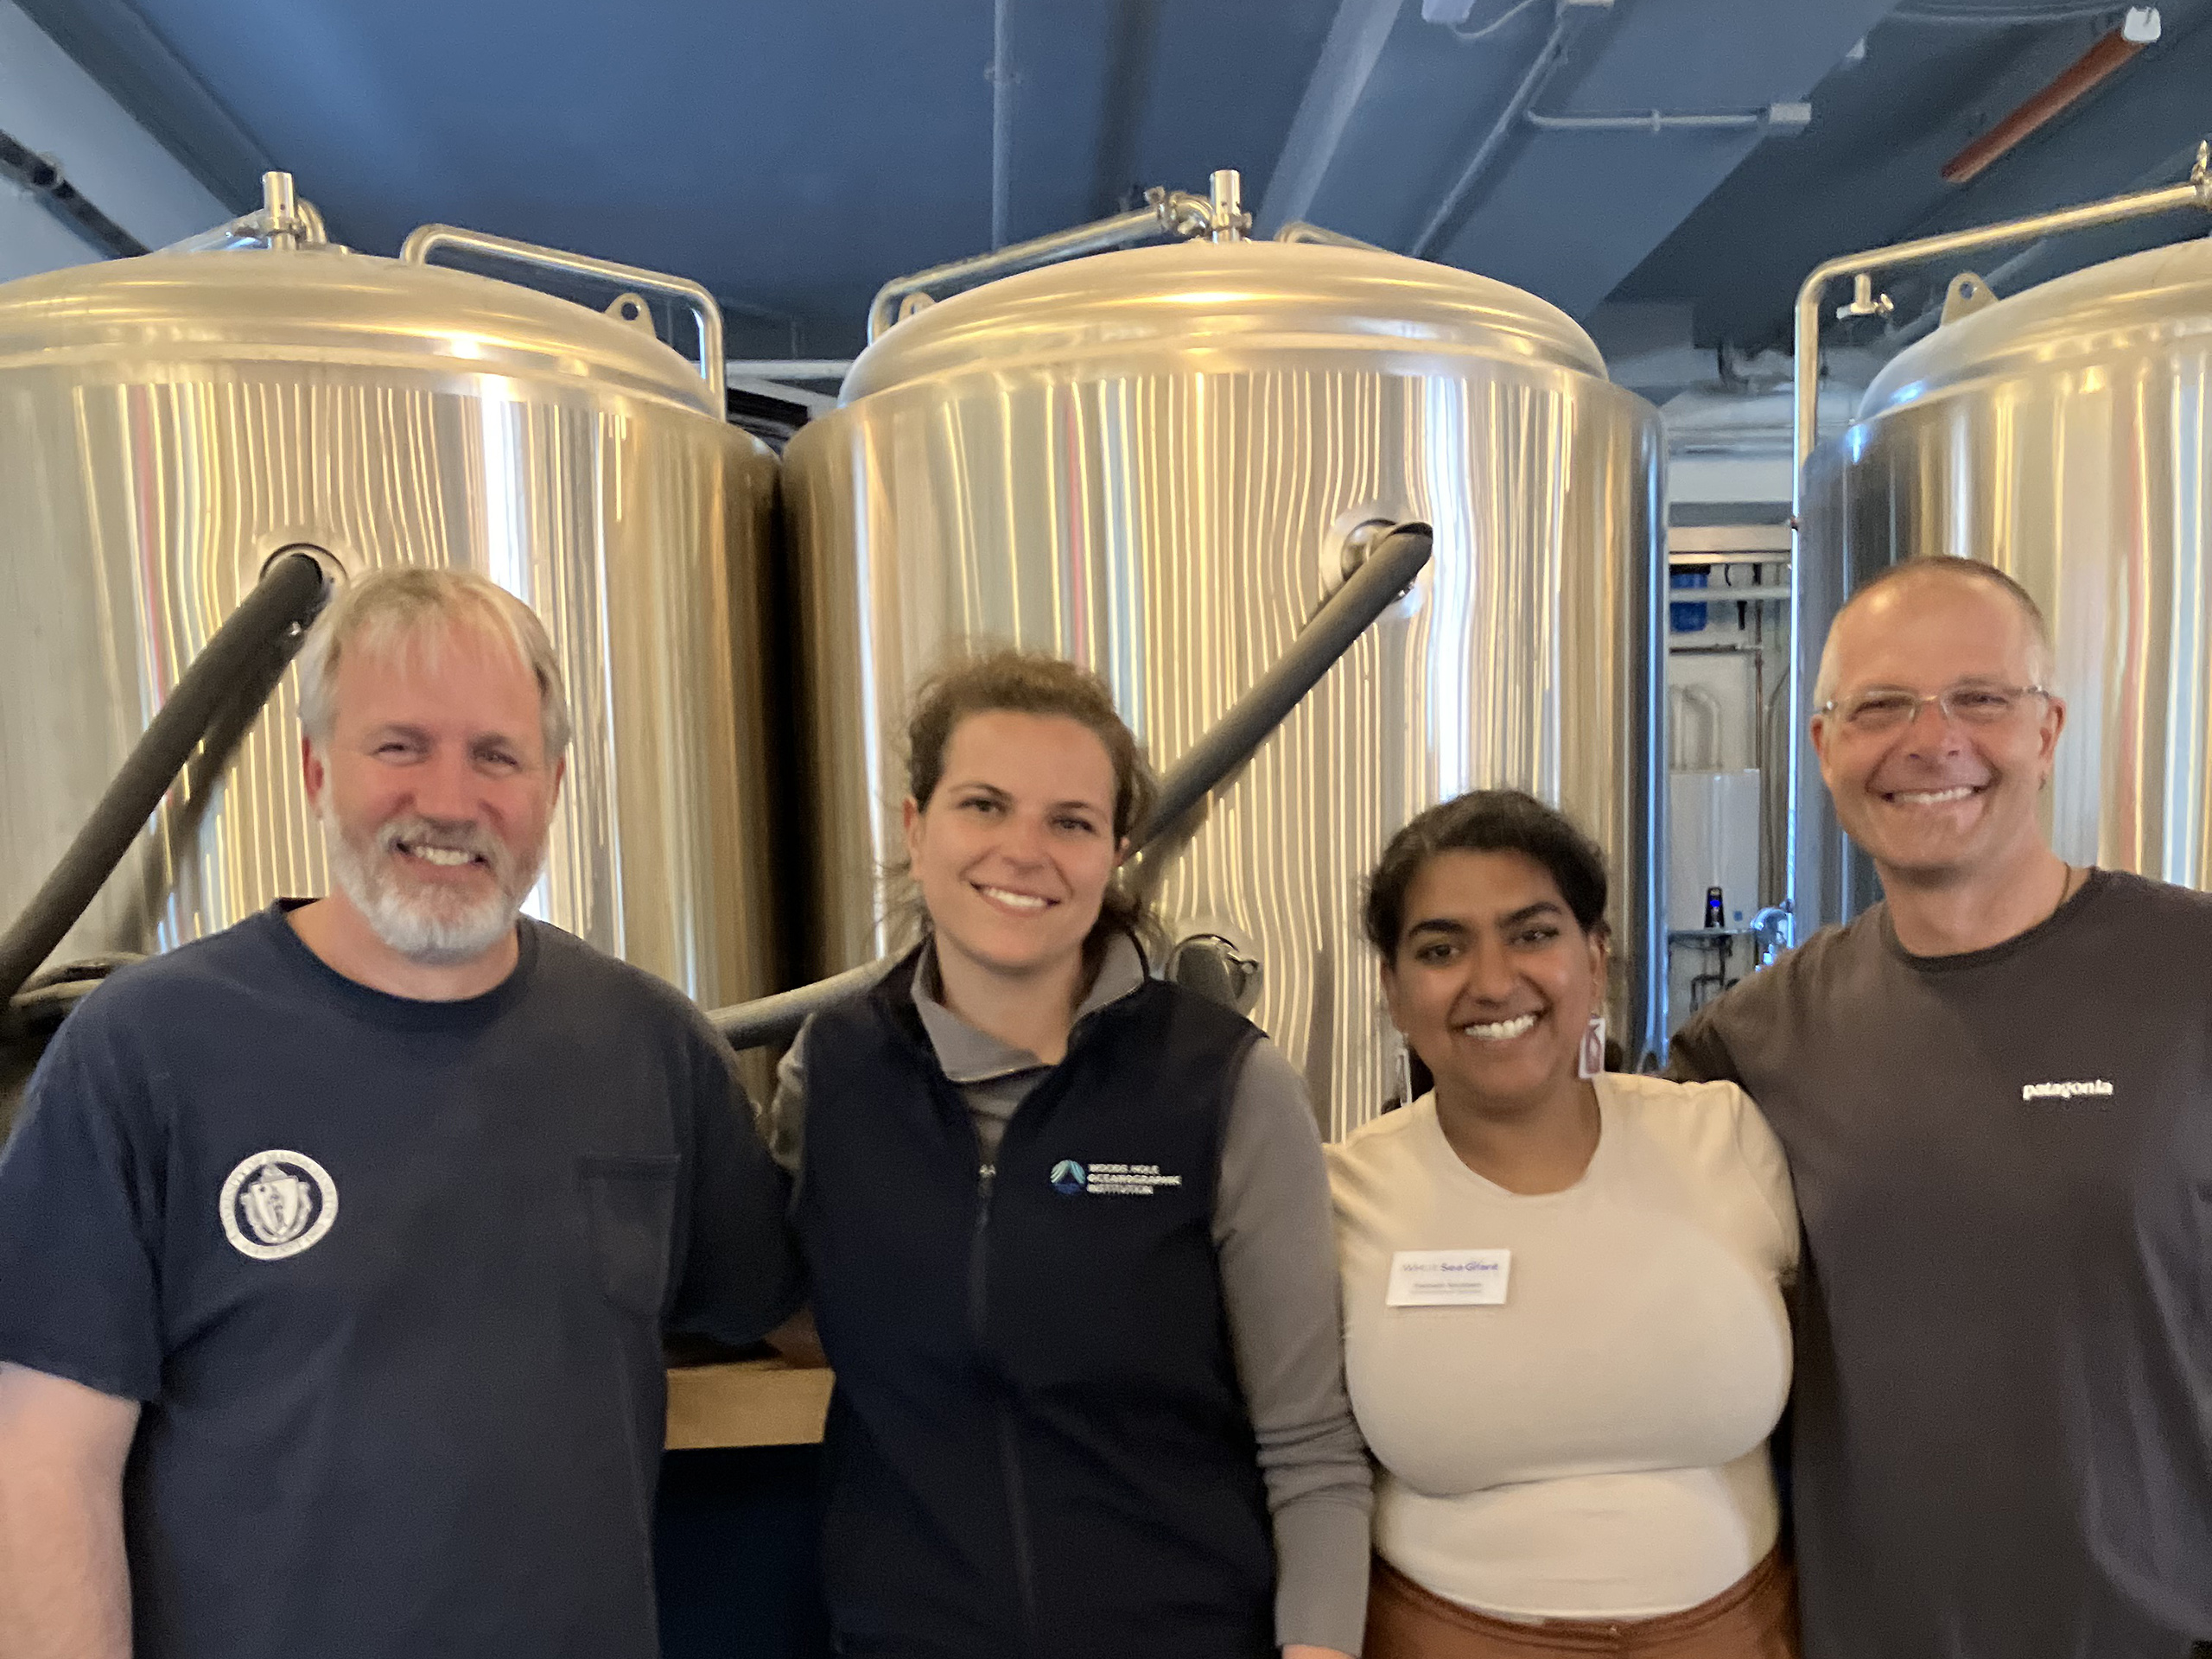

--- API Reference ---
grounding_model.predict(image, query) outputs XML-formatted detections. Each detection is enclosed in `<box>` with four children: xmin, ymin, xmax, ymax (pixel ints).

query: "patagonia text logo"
<box><xmin>2021</xmin><ymin>1079</ymin><xmax>2115</xmax><ymax>1103</ymax></box>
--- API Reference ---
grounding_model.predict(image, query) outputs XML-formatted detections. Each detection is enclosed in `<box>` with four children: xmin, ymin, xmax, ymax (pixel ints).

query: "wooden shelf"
<box><xmin>665</xmin><ymin>1357</ymin><xmax>832</xmax><ymax>1450</ymax></box>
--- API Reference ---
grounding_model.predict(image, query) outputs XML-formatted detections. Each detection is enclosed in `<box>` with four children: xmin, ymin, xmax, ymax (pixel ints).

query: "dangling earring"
<box><xmin>1395</xmin><ymin>1033</ymin><xmax>1417</xmax><ymax>1107</ymax></box>
<box><xmin>1577</xmin><ymin>1014</ymin><xmax>1607</xmax><ymax>1079</ymax></box>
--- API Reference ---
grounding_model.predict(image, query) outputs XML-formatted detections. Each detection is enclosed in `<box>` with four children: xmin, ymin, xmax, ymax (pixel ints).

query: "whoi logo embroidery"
<box><xmin>2021</xmin><ymin>1079</ymin><xmax>2115</xmax><ymax>1103</ymax></box>
<box><xmin>1049</xmin><ymin>1159</ymin><xmax>1184</xmax><ymax>1197</ymax></box>
<box><xmin>219</xmin><ymin>1150</ymin><xmax>339</xmax><ymax>1260</ymax></box>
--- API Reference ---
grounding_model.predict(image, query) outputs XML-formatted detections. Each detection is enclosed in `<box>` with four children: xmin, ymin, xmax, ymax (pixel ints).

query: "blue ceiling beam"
<box><xmin>1294</xmin><ymin>0</ymin><xmax>1901</xmax><ymax>318</ymax></box>
<box><xmin>1425</xmin><ymin>0</ymin><xmax>1903</xmax><ymax>315</ymax></box>
<box><xmin>1257</xmin><ymin>0</ymin><xmax>1411</xmax><ymax>233</ymax></box>
<box><xmin>13</xmin><ymin>0</ymin><xmax>270</xmax><ymax>210</ymax></box>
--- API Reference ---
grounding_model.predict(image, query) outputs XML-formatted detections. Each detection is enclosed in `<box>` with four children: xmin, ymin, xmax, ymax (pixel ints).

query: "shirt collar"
<box><xmin>911</xmin><ymin>932</ymin><xmax>1147</xmax><ymax>1084</ymax></box>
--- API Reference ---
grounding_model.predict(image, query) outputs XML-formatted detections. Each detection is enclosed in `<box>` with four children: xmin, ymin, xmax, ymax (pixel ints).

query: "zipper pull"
<box><xmin>978</xmin><ymin>1161</ymin><xmax>996</xmax><ymax>1193</ymax></box>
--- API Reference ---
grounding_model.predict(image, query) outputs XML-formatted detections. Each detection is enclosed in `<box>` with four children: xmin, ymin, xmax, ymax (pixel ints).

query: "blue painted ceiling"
<box><xmin>17</xmin><ymin>0</ymin><xmax>2212</xmax><ymax>362</ymax></box>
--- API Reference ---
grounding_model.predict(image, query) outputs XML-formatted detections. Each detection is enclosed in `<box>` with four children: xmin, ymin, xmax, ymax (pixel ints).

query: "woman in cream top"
<box><xmin>1329</xmin><ymin>790</ymin><xmax>1800</xmax><ymax>1659</ymax></box>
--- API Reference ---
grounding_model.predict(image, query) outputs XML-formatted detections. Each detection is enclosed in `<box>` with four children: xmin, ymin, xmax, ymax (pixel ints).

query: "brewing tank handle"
<box><xmin>399</xmin><ymin>225</ymin><xmax>726</xmax><ymax>404</ymax></box>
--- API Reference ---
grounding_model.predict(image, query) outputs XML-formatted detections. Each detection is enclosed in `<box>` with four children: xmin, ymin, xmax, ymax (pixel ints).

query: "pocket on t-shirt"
<box><xmin>577</xmin><ymin>1154</ymin><xmax>680</xmax><ymax>1319</ymax></box>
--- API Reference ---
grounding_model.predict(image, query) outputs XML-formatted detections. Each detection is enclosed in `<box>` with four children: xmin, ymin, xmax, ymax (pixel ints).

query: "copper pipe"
<box><xmin>1941</xmin><ymin>28</ymin><xmax>2146</xmax><ymax>184</ymax></box>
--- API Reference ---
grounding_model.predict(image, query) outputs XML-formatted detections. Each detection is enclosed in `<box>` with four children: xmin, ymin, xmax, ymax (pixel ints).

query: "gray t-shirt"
<box><xmin>0</xmin><ymin>904</ymin><xmax>800</xmax><ymax>1659</ymax></box>
<box><xmin>1669</xmin><ymin>869</ymin><xmax>2212</xmax><ymax>1659</ymax></box>
<box><xmin>767</xmin><ymin>935</ymin><xmax>1373</xmax><ymax>1656</ymax></box>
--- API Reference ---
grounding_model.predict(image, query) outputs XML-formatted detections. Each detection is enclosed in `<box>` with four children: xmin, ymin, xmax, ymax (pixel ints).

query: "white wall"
<box><xmin>0</xmin><ymin>0</ymin><xmax>228</xmax><ymax>284</ymax></box>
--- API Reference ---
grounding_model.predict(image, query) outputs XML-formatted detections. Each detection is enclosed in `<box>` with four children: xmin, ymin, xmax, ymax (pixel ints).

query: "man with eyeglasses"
<box><xmin>1669</xmin><ymin>556</ymin><xmax>2212</xmax><ymax>1659</ymax></box>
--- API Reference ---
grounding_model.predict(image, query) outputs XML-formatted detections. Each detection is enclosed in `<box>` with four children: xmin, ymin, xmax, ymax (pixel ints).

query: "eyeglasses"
<box><xmin>1818</xmin><ymin>682</ymin><xmax>2053</xmax><ymax>736</ymax></box>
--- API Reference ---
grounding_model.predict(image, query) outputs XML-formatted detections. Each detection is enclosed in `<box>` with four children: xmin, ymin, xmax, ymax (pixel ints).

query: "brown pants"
<box><xmin>1365</xmin><ymin>1548</ymin><xmax>1800</xmax><ymax>1658</ymax></box>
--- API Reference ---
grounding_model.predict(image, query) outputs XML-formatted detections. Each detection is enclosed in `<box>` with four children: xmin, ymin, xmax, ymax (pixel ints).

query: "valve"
<box><xmin>1834</xmin><ymin>272</ymin><xmax>1893</xmax><ymax>323</ymax></box>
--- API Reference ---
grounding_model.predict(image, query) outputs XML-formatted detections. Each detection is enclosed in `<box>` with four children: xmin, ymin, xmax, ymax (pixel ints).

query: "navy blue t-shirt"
<box><xmin>0</xmin><ymin>903</ymin><xmax>800</xmax><ymax>1659</ymax></box>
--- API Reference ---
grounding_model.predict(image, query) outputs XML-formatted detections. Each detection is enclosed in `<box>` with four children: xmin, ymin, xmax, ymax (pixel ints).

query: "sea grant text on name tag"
<box><xmin>1386</xmin><ymin>1249</ymin><xmax>1511</xmax><ymax>1306</ymax></box>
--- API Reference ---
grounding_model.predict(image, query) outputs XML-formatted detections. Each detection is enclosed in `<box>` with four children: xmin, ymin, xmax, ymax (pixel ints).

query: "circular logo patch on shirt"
<box><xmin>1050</xmin><ymin>1159</ymin><xmax>1087</xmax><ymax>1196</ymax></box>
<box><xmin>219</xmin><ymin>1151</ymin><xmax>338</xmax><ymax>1260</ymax></box>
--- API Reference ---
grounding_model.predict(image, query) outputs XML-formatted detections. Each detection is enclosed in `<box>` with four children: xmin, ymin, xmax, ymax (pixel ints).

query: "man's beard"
<box><xmin>320</xmin><ymin>800</ymin><xmax>544</xmax><ymax>967</ymax></box>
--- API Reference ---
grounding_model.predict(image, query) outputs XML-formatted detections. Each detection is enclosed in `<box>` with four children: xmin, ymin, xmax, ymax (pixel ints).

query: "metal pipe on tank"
<box><xmin>865</xmin><ymin>182</ymin><xmax>1224</xmax><ymax>340</ymax></box>
<box><xmin>0</xmin><ymin>550</ymin><xmax>329</xmax><ymax>1007</ymax></box>
<box><xmin>1133</xmin><ymin>524</ymin><xmax>1431</xmax><ymax>843</ymax></box>
<box><xmin>1787</xmin><ymin>142</ymin><xmax>2212</xmax><ymax>937</ymax></box>
<box><xmin>1888</xmin><ymin>137</ymin><xmax>2212</xmax><ymax>350</ymax></box>
<box><xmin>710</xmin><ymin>524</ymin><xmax>1436</xmax><ymax>1053</ymax></box>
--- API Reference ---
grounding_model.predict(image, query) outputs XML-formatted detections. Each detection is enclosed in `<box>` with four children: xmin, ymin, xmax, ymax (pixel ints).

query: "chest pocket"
<box><xmin>577</xmin><ymin>1154</ymin><xmax>679</xmax><ymax>1319</ymax></box>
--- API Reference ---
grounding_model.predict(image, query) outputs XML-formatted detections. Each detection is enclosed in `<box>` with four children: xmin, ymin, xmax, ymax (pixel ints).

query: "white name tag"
<box><xmin>1386</xmin><ymin>1249</ymin><xmax>1511</xmax><ymax>1306</ymax></box>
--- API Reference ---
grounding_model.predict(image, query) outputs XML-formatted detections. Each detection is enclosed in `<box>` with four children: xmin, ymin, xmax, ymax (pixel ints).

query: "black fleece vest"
<box><xmin>797</xmin><ymin>951</ymin><xmax>1274</xmax><ymax>1659</ymax></box>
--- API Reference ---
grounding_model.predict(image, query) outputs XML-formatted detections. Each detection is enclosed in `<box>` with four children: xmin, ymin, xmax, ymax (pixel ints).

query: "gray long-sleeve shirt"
<box><xmin>766</xmin><ymin>935</ymin><xmax>1372</xmax><ymax>1655</ymax></box>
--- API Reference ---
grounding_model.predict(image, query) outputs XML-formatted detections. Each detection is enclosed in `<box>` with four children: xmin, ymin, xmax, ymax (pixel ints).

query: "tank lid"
<box><xmin>842</xmin><ymin>238</ymin><xmax>1608</xmax><ymax>400</ymax></box>
<box><xmin>0</xmin><ymin>246</ymin><xmax>721</xmax><ymax>415</ymax></box>
<box><xmin>1862</xmin><ymin>235</ymin><xmax>2212</xmax><ymax>418</ymax></box>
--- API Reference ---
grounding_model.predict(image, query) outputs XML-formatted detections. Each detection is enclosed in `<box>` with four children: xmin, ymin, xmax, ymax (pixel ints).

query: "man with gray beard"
<box><xmin>0</xmin><ymin>567</ymin><xmax>798</xmax><ymax>1659</ymax></box>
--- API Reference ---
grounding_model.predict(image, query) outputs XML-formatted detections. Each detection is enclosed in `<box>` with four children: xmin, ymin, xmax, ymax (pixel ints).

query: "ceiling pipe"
<box><xmin>1444</xmin><ymin>0</ymin><xmax>1545</xmax><ymax>42</ymax></box>
<box><xmin>0</xmin><ymin>126</ymin><xmax>148</xmax><ymax>258</ymax></box>
<box><xmin>1939</xmin><ymin>8</ymin><xmax>2160</xmax><ymax>184</ymax></box>
<box><xmin>1528</xmin><ymin>101</ymin><xmax>1812</xmax><ymax>134</ymax></box>
<box><xmin>1411</xmin><ymin>0</ymin><xmax>1611</xmax><ymax>259</ymax></box>
<box><xmin>988</xmin><ymin>0</ymin><xmax>1014</xmax><ymax>248</ymax></box>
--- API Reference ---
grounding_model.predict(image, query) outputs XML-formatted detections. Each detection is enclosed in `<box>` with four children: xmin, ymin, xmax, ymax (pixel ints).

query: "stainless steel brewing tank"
<box><xmin>1800</xmin><ymin>236</ymin><xmax>2212</xmax><ymax>923</ymax></box>
<box><xmin>0</xmin><ymin>245</ymin><xmax>781</xmax><ymax>1017</ymax></box>
<box><xmin>785</xmin><ymin>238</ymin><xmax>1663</xmax><ymax>1138</ymax></box>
